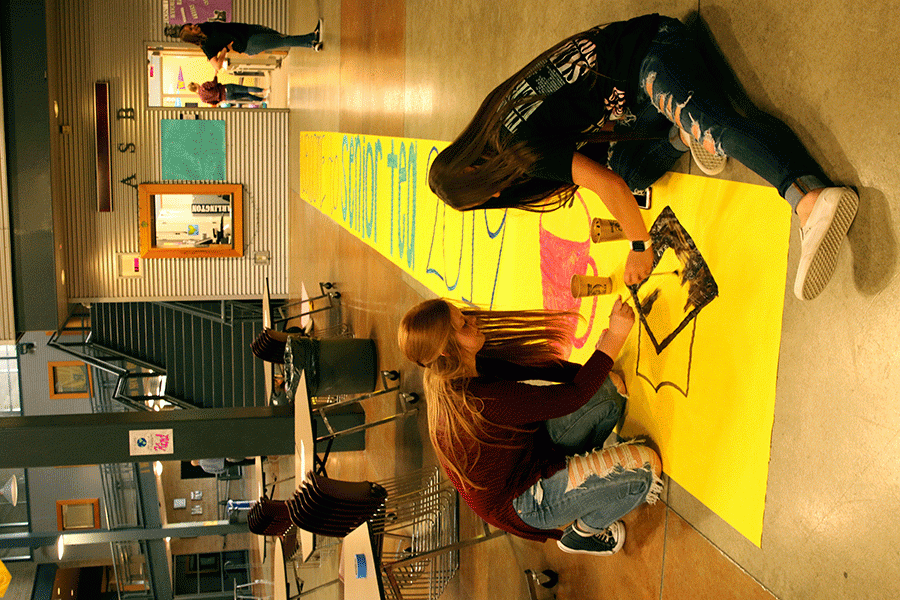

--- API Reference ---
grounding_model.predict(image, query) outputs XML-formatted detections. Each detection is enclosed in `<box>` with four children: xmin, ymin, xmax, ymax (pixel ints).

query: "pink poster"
<box><xmin>164</xmin><ymin>0</ymin><xmax>233</xmax><ymax>25</ymax></box>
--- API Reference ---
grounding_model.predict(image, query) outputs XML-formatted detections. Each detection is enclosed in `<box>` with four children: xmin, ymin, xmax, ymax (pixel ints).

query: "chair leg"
<box><xmin>274</xmin><ymin>282</ymin><xmax>340</xmax><ymax>327</ymax></box>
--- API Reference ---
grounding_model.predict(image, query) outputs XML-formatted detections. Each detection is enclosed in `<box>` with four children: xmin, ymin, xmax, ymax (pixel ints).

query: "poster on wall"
<box><xmin>160</xmin><ymin>119</ymin><xmax>227</xmax><ymax>181</ymax></box>
<box><xmin>164</xmin><ymin>0</ymin><xmax>233</xmax><ymax>25</ymax></box>
<box><xmin>129</xmin><ymin>429</ymin><xmax>174</xmax><ymax>456</ymax></box>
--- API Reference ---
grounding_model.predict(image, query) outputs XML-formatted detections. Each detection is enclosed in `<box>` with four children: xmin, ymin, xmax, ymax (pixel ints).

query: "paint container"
<box><xmin>571</xmin><ymin>274</ymin><xmax>614</xmax><ymax>298</ymax></box>
<box><xmin>590</xmin><ymin>218</ymin><xmax>625</xmax><ymax>243</ymax></box>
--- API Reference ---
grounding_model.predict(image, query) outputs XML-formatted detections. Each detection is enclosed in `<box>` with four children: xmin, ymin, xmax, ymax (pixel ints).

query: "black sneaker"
<box><xmin>556</xmin><ymin>520</ymin><xmax>625</xmax><ymax>556</ymax></box>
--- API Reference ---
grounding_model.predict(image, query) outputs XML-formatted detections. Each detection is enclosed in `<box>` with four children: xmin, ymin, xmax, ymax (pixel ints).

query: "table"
<box><xmin>262</xmin><ymin>276</ymin><xmax>274</xmax><ymax>406</ymax></box>
<box><xmin>273</xmin><ymin>537</ymin><xmax>289</xmax><ymax>600</ymax></box>
<box><xmin>256</xmin><ymin>278</ymin><xmax>275</xmax><ymax>563</ymax></box>
<box><xmin>342</xmin><ymin>522</ymin><xmax>385</xmax><ymax>600</ymax></box>
<box><xmin>293</xmin><ymin>369</ymin><xmax>317</xmax><ymax>562</ymax></box>
<box><xmin>261</xmin><ymin>277</ymin><xmax>318</xmax><ymax>563</ymax></box>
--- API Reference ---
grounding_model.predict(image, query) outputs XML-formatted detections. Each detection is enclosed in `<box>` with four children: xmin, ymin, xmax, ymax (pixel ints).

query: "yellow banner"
<box><xmin>0</xmin><ymin>558</ymin><xmax>10</xmax><ymax>597</ymax></box>
<box><xmin>298</xmin><ymin>131</ymin><xmax>791</xmax><ymax>546</ymax></box>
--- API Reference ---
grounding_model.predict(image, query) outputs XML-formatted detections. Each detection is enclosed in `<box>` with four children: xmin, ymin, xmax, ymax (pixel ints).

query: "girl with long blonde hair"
<box><xmin>399</xmin><ymin>297</ymin><xmax>663</xmax><ymax>556</ymax></box>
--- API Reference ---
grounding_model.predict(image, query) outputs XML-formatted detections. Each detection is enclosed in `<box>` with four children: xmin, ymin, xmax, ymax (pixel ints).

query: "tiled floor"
<box><xmin>272</xmin><ymin>1</ymin><xmax>900</xmax><ymax>599</ymax></box>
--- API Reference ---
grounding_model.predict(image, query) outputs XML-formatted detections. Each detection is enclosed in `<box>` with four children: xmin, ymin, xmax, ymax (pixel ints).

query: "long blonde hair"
<box><xmin>398</xmin><ymin>299</ymin><xmax>576</xmax><ymax>489</ymax></box>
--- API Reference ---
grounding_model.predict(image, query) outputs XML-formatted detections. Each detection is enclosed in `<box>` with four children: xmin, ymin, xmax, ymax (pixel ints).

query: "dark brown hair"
<box><xmin>429</xmin><ymin>26</ymin><xmax>649</xmax><ymax>213</ymax></box>
<box><xmin>179</xmin><ymin>24</ymin><xmax>207</xmax><ymax>46</ymax></box>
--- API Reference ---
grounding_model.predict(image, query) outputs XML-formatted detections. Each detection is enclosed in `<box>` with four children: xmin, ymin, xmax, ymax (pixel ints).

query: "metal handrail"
<box><xmin>156</xmin><ymin>299</ymin><xmax>265</xmax><ymax>325</ymax></box>
<box><xmin>47</xmin><ymin>330</ymin><xmax>194</xmax><ymax>411</ymax></box>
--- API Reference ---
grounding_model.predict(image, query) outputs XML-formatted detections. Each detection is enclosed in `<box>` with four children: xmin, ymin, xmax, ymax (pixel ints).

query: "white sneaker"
<box><xmin>793</xmin><ymin>187</ymin><xmax>858</xmax><ymax>300</ymax></box>
<box><xmin>680</xmin><ymin>128</ymin><xmax>727</xmax><ymax>175</ymax></box>
<box><xmin>689</xmin><ymin>135</ymin><xmax>727</xmax><ymax>175</ymax></box>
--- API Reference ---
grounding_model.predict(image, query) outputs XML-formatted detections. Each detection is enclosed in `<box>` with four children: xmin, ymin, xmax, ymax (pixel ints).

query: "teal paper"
<box><xmin>161</xmin><ymin>119</ymin><xmax>226</xmax><ymax>181</ymax></box>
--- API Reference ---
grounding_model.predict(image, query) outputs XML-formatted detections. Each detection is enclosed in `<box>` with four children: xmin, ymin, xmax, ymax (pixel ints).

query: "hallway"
<box><xmin>276</xmin><ymin>1</ymin><xmax>900</xmax><ymax>598</ymax></box>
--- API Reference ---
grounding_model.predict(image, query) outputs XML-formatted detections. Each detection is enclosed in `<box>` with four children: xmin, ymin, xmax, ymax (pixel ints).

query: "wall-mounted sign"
<box><xmin>164</xmin><ymin>0</ymin><xmax>233</xmax><ymax>25</ymax></box>
<box><xmin>160</xmin><ymin>119</ymin><xmax>227</xmax><ymax>181</ymax></box>
<box><xmin>191</xmin><ymin>203</ymin><xmax>231</xmax><ymax>214</ymax></box>
<box><xmin>117</xmin><ymin>253</ymin><xmax>143</xmax><ymax>278</ymax></box>
<box><xmin>129</xmin><ymin>429</ymin><xmax>174</xmax><ymax>456</ymax></box>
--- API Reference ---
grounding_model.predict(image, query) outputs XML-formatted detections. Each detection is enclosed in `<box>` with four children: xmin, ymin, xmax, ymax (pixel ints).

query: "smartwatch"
<box><xmin>630</xmin><ymin>239</ymin><xmax>650</xmax><ymax>252</ymax></box>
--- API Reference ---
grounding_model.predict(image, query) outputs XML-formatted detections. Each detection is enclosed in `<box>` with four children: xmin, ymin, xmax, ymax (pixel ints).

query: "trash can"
<box><xmin>285</xmin><ymin>337</ymin><xmax>377</xmax><ymax>397</ymax></box>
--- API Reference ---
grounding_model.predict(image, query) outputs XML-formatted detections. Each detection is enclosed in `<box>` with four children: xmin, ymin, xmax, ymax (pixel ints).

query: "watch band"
<box><xmin>630</xmin><ymin>239</ymin><xmax>650</xmax><ymax>252</ymax></box>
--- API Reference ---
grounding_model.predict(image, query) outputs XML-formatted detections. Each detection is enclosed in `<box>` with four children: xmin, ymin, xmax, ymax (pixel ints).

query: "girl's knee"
<box><xmin>607</xmin><ymin>372</ymin><xmax>627</xmax><ymax>397</ymax></box>
<box><xmin>617</xmin><ymin>477</ymin><xmax>650</xmax><ymax>500</ymax></box>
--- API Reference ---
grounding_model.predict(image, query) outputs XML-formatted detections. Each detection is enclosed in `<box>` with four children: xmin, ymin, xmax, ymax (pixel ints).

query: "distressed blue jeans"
<box><xmin>511</xmin><ymin>378</ymin><xmax>659</xmax><ymax>533</ymax></box>
<box><xmin>224</xmin><ymin>84</ymin><xmax>264</xmax><ymax>102</ymax></box>
<box><xmin>607</xmin><ymin>17</ymin><xmax>828</xmax><ymax>208</ymax></box>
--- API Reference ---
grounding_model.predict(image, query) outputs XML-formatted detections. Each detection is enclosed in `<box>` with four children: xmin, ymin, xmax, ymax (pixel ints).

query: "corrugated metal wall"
<box><xmin>48</xmin><ymin>0</ymin><xmax>291</xmax><ymax>301</ymax></box>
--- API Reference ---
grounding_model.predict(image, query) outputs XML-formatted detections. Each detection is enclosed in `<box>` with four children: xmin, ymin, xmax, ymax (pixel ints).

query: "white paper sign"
<box><xmin>129</xmin><ymin>429</ymin><xmax>174</xmax><ymax>455</ymax></box>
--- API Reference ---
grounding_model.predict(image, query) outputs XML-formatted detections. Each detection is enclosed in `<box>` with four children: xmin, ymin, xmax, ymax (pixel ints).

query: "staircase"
<box><xmin>90</xmin><ymin>301</ymin><xmax>267</xmax><ymax>408</ymax></box>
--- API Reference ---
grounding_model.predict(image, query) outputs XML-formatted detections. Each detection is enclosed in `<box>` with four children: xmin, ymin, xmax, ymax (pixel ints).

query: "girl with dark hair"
<box><xmin>398</xmin><ymin>297</ymin><xmax>663</xmax><ymax>556</ymax></box>
<box><xmin>176</xmin><ymin>19</ymin><xmax>323</xmax><ymax>71</ymax></box>
<box><xmin>429</xmin><ymin>14</ymin><xmax>858</xmax><ymax>300</ymax></box>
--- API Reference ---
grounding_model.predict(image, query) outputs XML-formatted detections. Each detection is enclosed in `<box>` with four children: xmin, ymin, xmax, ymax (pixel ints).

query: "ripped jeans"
<box><xmin>224</xmin><ymin>84</ymin><xmax>265</xmax><ymax>102</ymax></box>
<box><xmin>511</xmin><ymin>377</ymin><xmax>662</xmax><ymax>534</ymax></box>
<box><xmin>607</xmin><ymin>16</ymin><xmax>828</xmax><ymax>208</ymax></box>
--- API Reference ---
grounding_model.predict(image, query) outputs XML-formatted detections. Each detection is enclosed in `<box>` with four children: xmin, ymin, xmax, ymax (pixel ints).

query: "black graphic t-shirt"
<box><xmin>502</xmin><ymin>14</ymin><xmax>661</xmax><ymax>183</ymax></box>
<box><xmin>198</xmin><ymin>22</ymin><xmax>267</xmax><ymax>58</ymax></box>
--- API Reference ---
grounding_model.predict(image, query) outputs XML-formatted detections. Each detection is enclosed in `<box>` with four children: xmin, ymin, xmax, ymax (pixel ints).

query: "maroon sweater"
<box><xmin>196</xmin><ymin>76</ymin><xmax>226</xmax><ymax>104</ymax></box>
<box><xmin>441</xmin><ymin>350</ymin><xmax>614</xmax><ymax>542</ymax></box>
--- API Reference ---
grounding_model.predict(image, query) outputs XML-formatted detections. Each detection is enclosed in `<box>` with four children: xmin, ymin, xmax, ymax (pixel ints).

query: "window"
<box><xmin>174</xmin><ymin>550</ymin><xmax>249</xmax><ymax>596</ymax></box>
<box><xmin>138</xmin><ymin>183</ymin><xmax>244</xmax><ymax>258</ymax></box>
<box><xmin>0</xmin><ymin>346</ymin><xmax>20</xmax><ymax>414</ymax></box>
<box><xmin>57</xmin><ymin>499</ymin><xmax>101</xmax><ymax>530</ymax></box>
<box><xmin>146</xmin><ymin>46</ymin><xmax>278</xmax><ymax>108</ymax></box>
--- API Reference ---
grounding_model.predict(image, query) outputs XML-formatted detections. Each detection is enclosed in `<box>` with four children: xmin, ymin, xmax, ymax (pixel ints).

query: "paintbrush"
<box><xmin>646</xmin><ymin>269</ymin><xmax>680</xmax><ymax>278</ymax></box>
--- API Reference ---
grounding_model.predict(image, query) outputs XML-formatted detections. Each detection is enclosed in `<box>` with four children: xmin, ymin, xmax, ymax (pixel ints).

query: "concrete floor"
<box><xmin>274</xmin><ymin>1</ymin><xmax>900</xmax><ymax>598</ymax></box>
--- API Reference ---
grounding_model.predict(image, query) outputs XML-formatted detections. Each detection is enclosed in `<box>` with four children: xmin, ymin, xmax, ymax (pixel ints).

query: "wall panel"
<box><xmin>0</xmin><ymin>99</ymin><xmax>13</xmax><ymax>341</ymax></box>
<box><xmin>48</xmin><ymin>0</ymin><xmax>291</xmax><ymax>301</ymax></box>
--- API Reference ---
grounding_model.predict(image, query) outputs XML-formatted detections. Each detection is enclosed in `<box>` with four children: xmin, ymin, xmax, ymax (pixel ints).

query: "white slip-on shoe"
<box><xmin>314</xmin><ymin>18</ymin><xmax>323</xmax><ymax>44</ymax></box>
<box><xmin>689</xmin><ymin>135</ymin><xmax>727</xmax><ymax>175</ymax></box>
<box><xmin>679</xmin><ymin>128</ymin><xmax>727</xmax><ymax>175</ymax></box>
<box><xmin>793</xmin><ymin>187</ymin><xmax>859</xmax><ymax>300</ymax></box>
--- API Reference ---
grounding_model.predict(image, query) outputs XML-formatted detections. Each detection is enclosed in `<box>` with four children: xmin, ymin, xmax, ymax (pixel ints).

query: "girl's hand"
<box><xmin>607</xmin><ymin>295</ymin><xmax>635</xmax><ymax>337</ymax></box>
<box><xmin>596</xmin><ymin>296</ymin><xmax>635</xmax><ymax>359</ymax></box>
<box><xmin>624</xmin><ymin>249</ymin><xmax>653</xmax><ymax>286</ymax></box>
